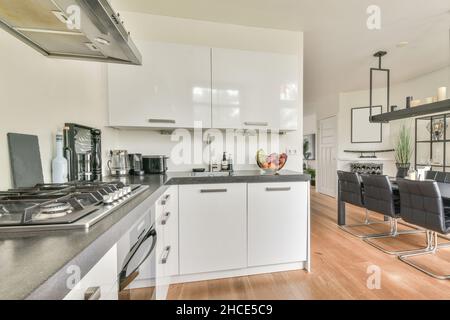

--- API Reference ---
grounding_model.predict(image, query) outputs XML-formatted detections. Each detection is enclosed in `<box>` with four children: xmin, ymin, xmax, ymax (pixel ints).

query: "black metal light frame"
<box><xmin>415</xmin><ymin>114</ymin><xmax>449</xmax><ymax>172</ymax></box>
<box><xmin>369</xmin><ymin>51</ymin><xmax>390</xmax><ymax>119</ymax></box>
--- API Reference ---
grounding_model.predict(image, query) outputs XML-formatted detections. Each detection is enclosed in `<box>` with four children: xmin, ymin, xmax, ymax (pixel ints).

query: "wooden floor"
<box><xmin>163</xmin><ymin>188</ymin><xmax>450</xmax><ymax>300</ymax></box>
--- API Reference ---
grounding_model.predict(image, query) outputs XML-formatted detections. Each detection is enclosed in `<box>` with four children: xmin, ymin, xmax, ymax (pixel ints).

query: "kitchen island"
<box><xmin>0</xmin><ymin>170</ymin><xmax>310</xmax><ymax>300</ymax></box>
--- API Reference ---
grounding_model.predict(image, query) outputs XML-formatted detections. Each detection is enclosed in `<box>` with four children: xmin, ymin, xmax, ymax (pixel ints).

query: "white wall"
<box><xmin>337</xmin><ymin>66</ymin><xmax>450</xmax><ymax>176</ymax></box>
<box><xmin>113</xmin><ymin>12</ymin><xmax>305</xmax><ymax>172</ymax></box>
<box><xmin>0</xmin><ymin>30</ymin><xmax>118</xmax><ymax>190</ymax></box>
<box><xmin>0</xmin><ymin>12</ymin><xmax>304</xmax><ymax>190</ymax></box>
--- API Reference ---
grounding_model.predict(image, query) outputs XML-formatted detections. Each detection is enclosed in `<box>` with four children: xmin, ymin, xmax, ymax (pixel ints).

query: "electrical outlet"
<box><xmin>286</xmin><ymin>146</ymin><xmax>299</xmax><ymax>156</ymax></box>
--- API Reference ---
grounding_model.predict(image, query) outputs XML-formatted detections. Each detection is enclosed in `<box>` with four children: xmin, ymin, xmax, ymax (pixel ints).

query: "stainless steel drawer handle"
<box><xmin>84</xmin><ymin>286</ymin><xmax>101</xmax><ymax>300</ymax></box>
<box><xmin>161</xmin><ymin>246</ymin><xmax>171</xmax><ymax>264</ymax></box>
<box><xmin>244</xmin><ymin>121</ymin><xmax>269</xmax><ymax>126</ymax></box>
<box><xmin>266</xmin><ymin>187</ymin><xmax>292</xmax><ymax>192</ymax></box>
<box><xmin>149</xmin><ymin>119</ymin><xmax>176</xmax><ymax>124</ymax></box>
<box><xmin>161</xmin><ymin>194</ymin><xmax>170</xmax><ymax>206</ymax></box>
<box><xmin>161</xmin><ymin>212</ymin><xmax>171</xmax><ymax>225</ymax></box>
<box><xmin>200</xmin><ymin>189</ymin><xmax>228</xmax><ymax>193</ymax></box>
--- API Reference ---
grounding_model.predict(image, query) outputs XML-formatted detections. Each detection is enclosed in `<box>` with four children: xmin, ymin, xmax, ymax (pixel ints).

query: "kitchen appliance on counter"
<box><xmin>0</xmin><ymin>181</ymin><xmax>148</xmax><ymax>233</ymax></box>
<box><xmin>117</xmin><ymin>201</ymin><xmax>157</xmax><ymax>300</ymax></box>
<box><xmin>143</xmin><ymin>156</ymin><xmax>169</xmax><ymax>174</ymax></box>
<box><xmin>108</xmin><ymin>150</ymin><xmax>130</xmax><ymax>176</ymax></box>
<box><xmin>64</xmin><ymin>124</ymin><xmax>102</xmax><ymax>182</ymax></box>
<box><xmin>0</xmin><ymin>0</ymin><xmax>142</xmax><ymax>65</ymax></box>
<box><xmin>129</xmin><ymin>154</ymin><xmax>145</xmax><ymax>176</ymax></box>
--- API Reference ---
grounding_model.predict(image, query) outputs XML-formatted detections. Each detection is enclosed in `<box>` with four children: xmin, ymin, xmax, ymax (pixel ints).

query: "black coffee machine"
<box><xmin>64</xmin><ymin>123</ymin><xmax>102</xmax><ymax>182</ymax></box>
<box><xmin>129</xmin><ymin>154</ymin><xmax>145</xmax><ymax>176</ymax></box>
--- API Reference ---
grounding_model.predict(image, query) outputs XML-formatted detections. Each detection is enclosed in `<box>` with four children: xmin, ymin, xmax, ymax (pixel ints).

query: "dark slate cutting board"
<box><xmin>7</xmin><ymin>133</ymin><xmax>44</xmax><ymax>188</ymax></box>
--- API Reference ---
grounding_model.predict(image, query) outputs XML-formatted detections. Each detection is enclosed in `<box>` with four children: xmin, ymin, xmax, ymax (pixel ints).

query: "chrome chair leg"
<box><xmin>363</xmin><ymin>219</ymin><xmax>428</xmax><ymax>255</ymax></box>
<box><xmin>339</xmin><ymin>209</ymin><xmax>391</xmax><ymax>238</ymax></box>
<box><xmin>399</xmin><ymin>231</ymin><xmax>450</xmax><ymax>280</ymax></box>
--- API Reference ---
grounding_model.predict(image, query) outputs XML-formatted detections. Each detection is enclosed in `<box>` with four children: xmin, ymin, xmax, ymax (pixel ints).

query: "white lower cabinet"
<box><xmin>64</xmin><ymin>244</ymin><xmax>118</xmax><ymax>300</ymax></box>
<box><xmin>248</xmin><ymin>182</ymin><xmax>308</xmax><ymax>266</ymax></box>
<box><xmin>179</xmin><ymin>184</ymin><xmax>247</xmax><ymax>275</ymax></box>
<box><xmin>64</xmin><ymin>181</ymin><xmax>309</xmax><ymax>300</ymax></box>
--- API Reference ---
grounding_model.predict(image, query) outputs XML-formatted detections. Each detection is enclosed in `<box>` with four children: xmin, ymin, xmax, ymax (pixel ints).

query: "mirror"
<box><xmin>351</xmin><ymin>106</ymin><xmax>382</xmax><ymax>143</ymax></box>
<box><xmin>303</xmin><ymin>134</ymin><xmax>316</xmax><ymax>160</ymax></box>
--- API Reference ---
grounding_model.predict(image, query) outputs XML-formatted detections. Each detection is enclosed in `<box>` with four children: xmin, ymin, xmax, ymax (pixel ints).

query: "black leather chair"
<box><xmin>337</xmin><ymin>171</ymin><xmax>389</xmax><ymax>238</ymax></box>
<box><xmin>361</xmin><ymin>175</ymin><xmax>425</xmax><ymax>255</ymax></box>
<box><xmin>425</xmin><ymin>171</ymin><xmax>437</xmax><ymax>180</ymax></box>
<box><xmin>397</xmin><ymin>179</ymin><xmax>450</xmax><ymax>279</ymax></box>
<box><xmin>435</xmin><ymin>171</ymin><xmax>446</xmax><ymax>183</ymax></box>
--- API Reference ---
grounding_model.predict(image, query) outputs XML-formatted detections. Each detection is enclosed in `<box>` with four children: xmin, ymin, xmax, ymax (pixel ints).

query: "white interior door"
<box><xmin>318</xmin><ymin>116</ymin><xmax>337</xmax><ymax>197</ymax></box>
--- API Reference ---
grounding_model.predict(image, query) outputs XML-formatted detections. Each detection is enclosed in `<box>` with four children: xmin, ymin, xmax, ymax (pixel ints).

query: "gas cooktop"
<box><xmin>0</xmin><ymin>181</ymin><xmax>148</xmax><ymax>233</ymax></box>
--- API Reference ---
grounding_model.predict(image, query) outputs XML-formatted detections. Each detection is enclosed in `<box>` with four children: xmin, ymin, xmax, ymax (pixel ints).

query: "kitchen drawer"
<box><xmin>156</xmin><ymin>186</ymin><xmax>179</xmax><ymax>277</ymax></box>
<box><xmin>248</xmin><ymin>182</ymin><xmax>308</xmax><ymax>266</ymax></box>
<box><xmin>179</xmin><ymin>183</ymin><xmax>247</xmax><ymax>275</ymax></box>
<box><xmin>64</xmin><ymin>245</ymin><xmax>118</xmax><ymax>300</ymax></box>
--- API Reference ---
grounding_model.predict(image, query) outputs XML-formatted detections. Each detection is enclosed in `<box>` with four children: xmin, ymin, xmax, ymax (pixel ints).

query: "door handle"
<box><xmin>160</xmin><ymin>212</ymin><xmax>171</xmax><ymax>225</ymax></box>
<box><xmin>161</xmin><ymin>194</ymin><xmax>170</xmax><ymax>206</ymax></box>
<box><xmin>266</xmin><ymin>187</ymin><xmax>291</xmax><ymax>192</ymax></box>
<box><xmin>84</xmin><ymin>286</ymin><xmax>101</xmax><ymax>300</ymax></box>
<box><xmin>149</xmin><ymin>119</ymin><xmax>176</xmax><ymax>124</ymax></box>
<box><xmin>161</xmin><ymin>246</ymin><xmax>171</xmax><ymax>264</ymax></box>
<box><xmin>119</xmin><ymin>228</ymin><xmax>157</xmax><ymax>291</ymax></box>
<box><xmin>244</xmin><ymin>121</ymin><xmax>269</xmax><ymax>126</ymax></box>
<box><xmin>200</xmin><ymin>189</ymin><xmax>228</xmax><ymax>193</ymax></box>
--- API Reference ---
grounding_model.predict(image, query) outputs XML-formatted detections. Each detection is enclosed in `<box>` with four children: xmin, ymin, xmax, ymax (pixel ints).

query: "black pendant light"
<box><xmin>369</xmin><ymin>50</ymin><xmax>390</xmax><ymax>119</ymax></box>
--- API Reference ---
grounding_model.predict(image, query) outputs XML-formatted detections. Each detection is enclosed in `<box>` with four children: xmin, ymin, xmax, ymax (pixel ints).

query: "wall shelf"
<box><xmin>343</xmin><ymin>149</ymin><xmax>394</xmax><ymax>159</ymax></box>
<box><xmin>371</xmin><ymin>99</ymin><xmax>450</xmax><ymax>123</ymax></box>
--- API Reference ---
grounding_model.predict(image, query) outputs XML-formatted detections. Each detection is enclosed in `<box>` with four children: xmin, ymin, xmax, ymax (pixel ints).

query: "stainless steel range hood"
<box><xmin>0</xmin><ymin>0</ymin><xmax>142</xmax><ymax>65</ymax></box>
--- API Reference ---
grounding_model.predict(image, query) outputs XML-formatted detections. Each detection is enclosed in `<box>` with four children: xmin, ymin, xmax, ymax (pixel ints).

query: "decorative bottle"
<box><xmin>52</xmin><ymin>129</ymin><xmax>68</xmax><ymax>183</ymax></box>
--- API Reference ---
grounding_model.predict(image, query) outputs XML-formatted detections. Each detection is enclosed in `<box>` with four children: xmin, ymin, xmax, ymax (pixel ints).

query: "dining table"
<box><xmin>337</xmin><ymin>178</ymin><xmax>450</xmax><ymax>226</ymax></box>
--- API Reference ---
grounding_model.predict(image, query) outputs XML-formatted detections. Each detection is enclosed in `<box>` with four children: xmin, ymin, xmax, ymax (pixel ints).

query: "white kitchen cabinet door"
<box><xmin>108</xmin><ymin>41</ymin><xmax>211</xmax><ymax>128</ymax></box>
<box><xmin>64</xmin><ymin>245</ymin><xmax>118</xmax><ymax>300</ymax></box>
<box><xmin>212</xmin><ymin>48</ymin><xmax>299</xmax><ymax>131</ymax></box>
<box><xmin>179</xmin><ymin>184</ymin><xmax>247</xmax><ymax>275</ymax></box>
<box><xmin>248</xmin><ymin>182</ymin><xmax>308</xmax><ymax>267</ymax></box>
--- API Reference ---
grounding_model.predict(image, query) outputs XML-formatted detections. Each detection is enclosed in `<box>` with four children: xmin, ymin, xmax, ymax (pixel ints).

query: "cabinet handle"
<box><xmin>200</xmin><ymin>189</ymin><xmax>228</xmax><ymax>193</ymax></box>
<box><xmin>161</xmin><ymin>246</ymin><xmax>171</xmax><ymax>264</ymax></box>
<box><xmin>161</xmin><ymin>194</ymin><xmax>170</xmax><ymax>206</ymax></box>
<box><xmin>84</xmin><ymin>286</ymin><xmax>101</xmax><ymax>300</ymax></box>
<box><xmin>149</xmin><ymin>119</ymin><xmax>176</xmax><ymax>124</ymax></box>
<box><xmin>161</xmin><ymin>212</ymin><xmax>171</xmax><ymax>225</ymax></box>
<box><xmin>266</xmin><ymin>187</ymin><xmax>291</xmax><ymax>192</ymax></box>
<box><xmin>244</xmin><ymin>121</ymin><xmax>269</xmax><ymax>126</ymax></box>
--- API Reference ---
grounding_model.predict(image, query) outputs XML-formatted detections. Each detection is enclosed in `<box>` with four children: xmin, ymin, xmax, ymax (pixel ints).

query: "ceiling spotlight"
<box><xmin>396</xmin><ymin>41</ymin><xmax>409</xmax><ymax>48</ymax></box>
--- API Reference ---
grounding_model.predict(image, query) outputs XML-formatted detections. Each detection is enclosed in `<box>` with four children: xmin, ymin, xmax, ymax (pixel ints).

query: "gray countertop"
<box><xmin>0</xmin><ymin>170</ymin><xmax>309</xmax><ymax>300</ymax></box>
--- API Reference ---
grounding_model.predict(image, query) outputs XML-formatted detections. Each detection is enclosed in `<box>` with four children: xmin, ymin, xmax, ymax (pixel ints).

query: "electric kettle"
<box><xmin>108</xmin><ymin>150</ymin><xmax>130</xmax><ymax>176</ymax></box>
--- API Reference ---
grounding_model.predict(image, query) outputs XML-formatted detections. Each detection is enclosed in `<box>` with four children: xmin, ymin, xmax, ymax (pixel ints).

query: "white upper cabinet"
<box><xmin>212</xmin><ymin>48</ymin><xmax>299</xmax><ymax>131</ymax></box>
<box><xmin>108</xmin><ymin>41</ymin><xmax>212</xmax><ymax>128</ymax></box>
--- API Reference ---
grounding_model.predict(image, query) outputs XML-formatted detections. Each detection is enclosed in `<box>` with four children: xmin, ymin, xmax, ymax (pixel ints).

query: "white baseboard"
<box><xmin>127</xmin><ymin>261</ymin><xmax>308</xmax><ymax>291</ymax></box>
<box><xmin>170</xmin><ymin>261</ymin><xmax>307</xmax><ymax>285</ymax></box>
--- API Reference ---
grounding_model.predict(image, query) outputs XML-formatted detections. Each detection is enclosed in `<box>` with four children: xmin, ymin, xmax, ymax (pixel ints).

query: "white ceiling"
<box><xmin>113</xmin><ymin>0</ymin><xmax>450</xmax><ymax>114</ymax></box>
